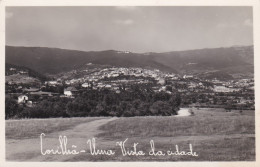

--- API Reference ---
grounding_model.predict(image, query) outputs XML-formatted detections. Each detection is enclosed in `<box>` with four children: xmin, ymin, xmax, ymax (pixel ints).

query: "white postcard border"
<box><xmin>0</xmin><ymin>0</ymin><xmax>259</xmax><ymax>167</ymax></box>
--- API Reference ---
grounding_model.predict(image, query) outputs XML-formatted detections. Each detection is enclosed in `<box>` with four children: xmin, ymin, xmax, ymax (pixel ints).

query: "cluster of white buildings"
<box><xmin>62</xmin><ymin>67</ymin><xmax>180</xmax><ymax>88</ymax></box>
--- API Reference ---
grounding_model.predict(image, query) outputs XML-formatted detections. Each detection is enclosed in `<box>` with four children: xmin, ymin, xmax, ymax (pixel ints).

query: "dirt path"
<box><xmin>6</xmin><ymin>117</ymin><xmax>118</xmax><ymax>161</ymax></box>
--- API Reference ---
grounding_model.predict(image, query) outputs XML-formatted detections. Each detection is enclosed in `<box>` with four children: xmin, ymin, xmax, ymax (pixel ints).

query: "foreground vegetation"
<box><xmin>6</xmin><ymin>108</ymin><xmax>255</xmax><ymax>161</ymax></box>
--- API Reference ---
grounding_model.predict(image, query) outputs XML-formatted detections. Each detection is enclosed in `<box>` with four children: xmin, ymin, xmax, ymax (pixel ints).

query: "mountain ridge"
<box><xmin>5</xmin><ymin>45</ymin><xmax>254</xmax><ymax>78</ymax></box>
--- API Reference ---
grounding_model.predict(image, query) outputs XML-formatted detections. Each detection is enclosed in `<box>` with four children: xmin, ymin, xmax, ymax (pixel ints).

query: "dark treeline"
<box><xmin>5</xmin><ymin>85</ymin><xmax>181</xmax><ymax>119</ymax></box>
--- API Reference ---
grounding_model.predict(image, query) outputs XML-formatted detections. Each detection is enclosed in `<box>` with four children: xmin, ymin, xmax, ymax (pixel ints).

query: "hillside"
<box><xmin>150</xmin><ymin>46</ymin><xmax>254</xmax><ymax>75</ymax></box>
<box><xmin>6</xmin><ymin>46</ymin><xmax>176</xmax><ymax>74</ymax></box>
<box><xmin>5</xmin><ymin>45</ymin><xmax>254</xmax><ymax>78</ymax></box>
<box><xmin>6</xmin><ymin>63</ymin><xmax>49</xmax><ymax>82</ymax></box>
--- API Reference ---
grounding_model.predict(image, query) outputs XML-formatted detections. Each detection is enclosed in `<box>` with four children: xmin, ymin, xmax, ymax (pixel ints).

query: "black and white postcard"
<box><xmin>0</xmin><ymin>0</ymin><xmax>259</xmax><ymax>166</ymax></box>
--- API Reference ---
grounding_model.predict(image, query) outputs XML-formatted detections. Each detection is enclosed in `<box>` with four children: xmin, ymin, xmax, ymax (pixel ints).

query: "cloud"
<box><xmin>115</xmin><ymin>19</ymin><xmax>134</xmax><ymax>25</ymax></box>
<box><xmin>6</xmin><ymin>12</ymin><xmax>13</xmax><ymax>19</ymax></box>
<box><xmin>244</xmin><ymin>19</ymin><xmax>253</xmax><ymax>27</ymax></box>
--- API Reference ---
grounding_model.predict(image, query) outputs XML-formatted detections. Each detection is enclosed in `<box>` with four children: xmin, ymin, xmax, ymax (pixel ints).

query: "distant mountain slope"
<box><xmin>5</xmin><ymin>46</ymin><xmax>176</xmax><ymax>74</ymax></box>
<box><xmin>6</xmin><ymin>45</ymin><xmax>254</xmax><ymax>77</ymax></box>
<box><xmin>6</xmin><ymin>63</ymin><xmax>49</xmax><ymax>82</ymax></box>
<box><xmin>150</xmin><ymin>46</ymin><xmax>254</xmax><ymax>74</ymax></box>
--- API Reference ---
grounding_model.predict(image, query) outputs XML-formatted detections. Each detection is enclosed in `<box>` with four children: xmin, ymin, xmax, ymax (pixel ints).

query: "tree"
<box><xmin>150</xmin><ymin>101</ymin><xmax>173</xmax><ymax>116</ymax></box>
<box><xmin>5</xmin><ymin>97</ymin><xmax>20</xmax><ymax>119</ymax></box>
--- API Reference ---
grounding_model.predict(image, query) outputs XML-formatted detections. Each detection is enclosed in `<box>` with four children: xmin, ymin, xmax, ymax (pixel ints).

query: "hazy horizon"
<box><xmin>5</xmin><ymin>44</ymin><xmax>254</xmax><ymax>54</ymax></box>
<box><xmin>6</xmin><ymin>6</ymin><xmax>253</xmax><ymax>53</ymax></box>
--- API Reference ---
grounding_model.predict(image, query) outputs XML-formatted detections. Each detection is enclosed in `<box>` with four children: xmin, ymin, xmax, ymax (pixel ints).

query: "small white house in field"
<box><xmin>64</xmin><ymin>87</ymin><xmax>78</xmax><ymax>97</ymax></box>
<box><xmin>82</xmin><ymin>83</ymin><xmax>90</xmax><ymax>88</ymax></box>
<box><xmin>18</xmin><ymin>95</ymin><xmax>28</xmax><ymax>104</ymax></box>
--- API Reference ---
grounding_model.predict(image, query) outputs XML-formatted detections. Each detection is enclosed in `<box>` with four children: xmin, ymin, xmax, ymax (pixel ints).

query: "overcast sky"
<box><xmin>6</xmin><ymin>6</ymin><xmax>253</xmax><ymax>53</ymax></box>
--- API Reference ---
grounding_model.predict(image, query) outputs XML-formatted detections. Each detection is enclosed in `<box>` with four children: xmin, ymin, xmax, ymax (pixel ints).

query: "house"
<box><xmin>158</xmin><ymin>78</ymin><xmax>165</xmax><ymax>85</ymax></box>
<box><xmin>46</xmin><ymin>81</ymin><xmax>58</xmax><ymax>86</ymax></box>
<box><xmin>105</xmin><ymin>84</ymin><xmax>112</xmax><ymax>88</ymax></box>
<box><xmin>18</xmin><ymin>95</ymin><xmax>28</xmax><ymax>104</ymax></box>
<box><xmin>19</xmin><ymin>71</ymin><xmax>28</xmax><ymax>74</ymax></box>
<box><xmin>26</xmin><ymin>101</ymin><xmax>33</xmax><ymax>107</ymax></box>
<box><xmin>10</xmin><ymin>68</ymin><xmax>16</xmax><ymax>71</ymax></box>
<box><xmin>64</xmin><ymin>87</ymin><xmax>78</xmax><ymax>97</ymax></box>
<box><xmin>183</xmin><ymin>75</ymin><xmax>193</xmax><ymax>79</ymax></box>
<box><xmin>82</xmin><ymin>83</ymin><xmax>90</xmax><ymax>88</ymax></box>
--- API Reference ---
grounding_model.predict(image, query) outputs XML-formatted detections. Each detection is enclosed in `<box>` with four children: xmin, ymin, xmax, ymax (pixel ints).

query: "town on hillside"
<box><xmin>6</xmin><ymin>64</ymin><xmax>255</xmax><ymax>114</ymax></box>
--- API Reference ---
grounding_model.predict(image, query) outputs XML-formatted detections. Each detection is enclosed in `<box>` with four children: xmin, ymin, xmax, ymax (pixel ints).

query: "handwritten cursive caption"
<box><xmin>40</xmin><ymin>133</ymin><xmax>198</xmax><ymax>157</ymax></box>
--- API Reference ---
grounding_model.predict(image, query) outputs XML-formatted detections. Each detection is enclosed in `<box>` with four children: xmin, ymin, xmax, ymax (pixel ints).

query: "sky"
<box><xmin>6</xmin><ymin>6</ymin><xmax>253</xmax><ymax>53</ymax></box>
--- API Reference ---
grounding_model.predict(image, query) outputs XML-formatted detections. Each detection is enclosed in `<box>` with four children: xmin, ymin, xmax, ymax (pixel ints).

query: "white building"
<box><xmin>158</xmin><ymin>78</ymin><xmax>165</xmax><ymax>85</ymax></box>
<box><xmin>10</xmin><ymin>68</ymin><xmax>16</xmax><ymax>71</ymax></box>
<box><xmin>64</xmin><ymin>87</ymin><xmax>78</xmax><ymax>97</ymax></box>
<box><xmin>18</xmin><ymin>95</ymin><xmax>28</xmax><ymax>104</ymax></box>
<box><xmin>183</xmin><ymin>75</ymin><xmax>193</xmax><ymax>79</ymax></box>
<box><xmin>82</xmin><ymin>83</ymin><xmax>90</xmax><ymax>88</ymax></box>
<box><xmin>47</xmin><ymin>81</ymin><xmax>58</xmax><ymax>86</ymax></box>
<box><xmin>105</xmin><ymin>84</ymin><xmax>112</xmax><ymax>88</ymax></box>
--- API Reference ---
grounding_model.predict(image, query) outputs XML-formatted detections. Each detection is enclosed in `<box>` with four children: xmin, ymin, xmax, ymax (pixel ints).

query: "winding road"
<box><xmin>176</xmin><ymin>108</ymin><xmax>191</xmax><ymax>116</ymax></box>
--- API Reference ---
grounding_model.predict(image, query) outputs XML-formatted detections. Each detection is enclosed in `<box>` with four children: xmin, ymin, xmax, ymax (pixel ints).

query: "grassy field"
<box><xmin>6</xmin><ymin>117</ymin><xmax>104</xmax><ymax>140</ymax></box>
<box><xmin>5</xmin><ymin>108</ymin><xmax>255</xmax><ymax>161</ymax></box>
<box><xmin>98</xmin><ymin>108</ymin><xmax>255</xmax><ymax>138</ymax></box>
<box><xmin>93</xmin><ymin>108</ymin><xmax>255</xmax><ymax>161</ymax></box>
